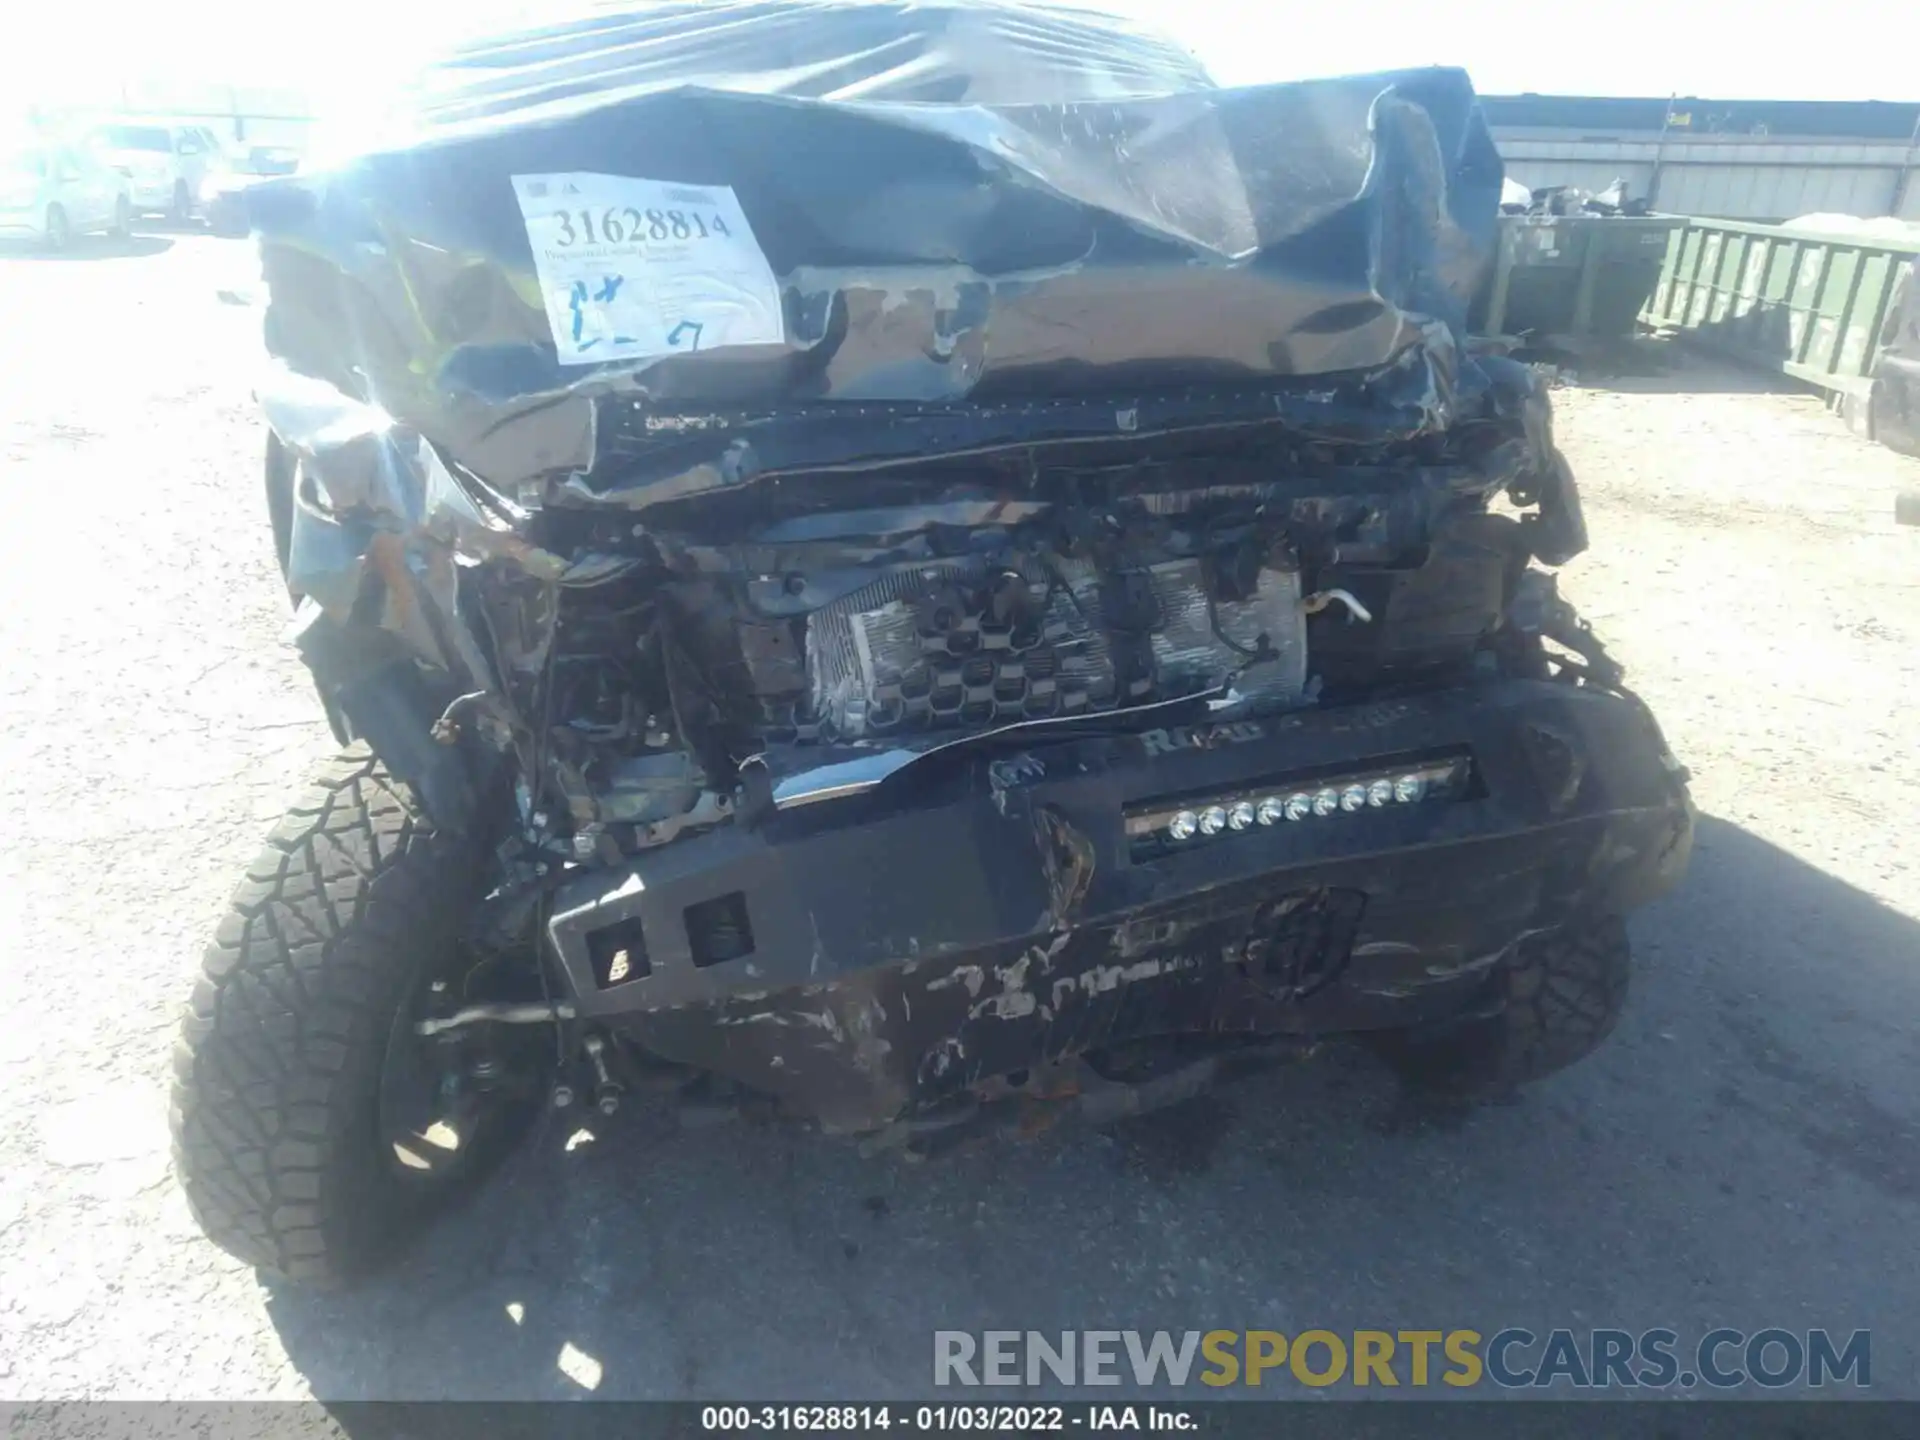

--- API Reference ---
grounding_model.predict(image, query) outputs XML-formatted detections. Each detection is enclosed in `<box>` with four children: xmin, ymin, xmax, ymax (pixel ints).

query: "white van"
<box><xmin>0</xmin><ymin>137</ymin><xmax>134</xmax><ymax>247</ymax></box>
<box><xmin>92</xmin><ymin>122</ymin><xmax>222</xmax><ymax>219</ymax></box>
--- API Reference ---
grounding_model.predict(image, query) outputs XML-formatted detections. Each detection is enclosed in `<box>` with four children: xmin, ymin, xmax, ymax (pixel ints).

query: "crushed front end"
<box><xmin>249</xmin><ymin>2</ymin><xmax>1691</xmax><ymax>1136</ymax></box>
<box><xmin>546</xmin><ymin>674</ymin><xmax>1690</xmax><ymax>1132</ymax></box>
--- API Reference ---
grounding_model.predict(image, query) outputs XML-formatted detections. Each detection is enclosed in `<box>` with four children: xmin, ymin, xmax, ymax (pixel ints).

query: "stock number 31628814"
<box><xmin>549</xmin><ymin>207</ymin><xmax>732</xmax><ymax>247</ymax></box>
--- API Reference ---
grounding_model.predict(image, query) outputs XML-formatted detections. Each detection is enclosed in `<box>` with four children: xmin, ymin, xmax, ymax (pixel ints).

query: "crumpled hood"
<box><xmin>253</xmin><ymin>0</ymin><xmax>1504</xmax><ymax>509</ymax></box>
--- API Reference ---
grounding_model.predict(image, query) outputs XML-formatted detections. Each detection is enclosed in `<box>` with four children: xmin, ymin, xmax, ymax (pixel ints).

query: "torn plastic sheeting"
<box><xmin>398</xmin><ymin>0</ymin><xmax>1217</xmax><ymax>129</ymax></box>
<box><xmin>256</xmin><ymin>2</ymin><xmax>1503</xmax><ymax>505</ymax></box>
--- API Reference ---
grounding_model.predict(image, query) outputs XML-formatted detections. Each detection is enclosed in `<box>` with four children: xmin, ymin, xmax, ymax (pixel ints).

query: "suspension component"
<box><xmin>415</xmin><ymin>1000</ymin><xmax>577</xmax><ymax>1037</ymax></box>
<box><xmin>583</xmin><ymin>1032</ymin><xmax>623</xmax><ymax>1116</ymax></box>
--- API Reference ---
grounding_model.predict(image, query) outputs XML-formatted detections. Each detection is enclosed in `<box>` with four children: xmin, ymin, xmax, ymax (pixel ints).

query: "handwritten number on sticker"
<box><xmin>567</xmin><ymin>280</ymin><xmax>588</xmax><ymax>343</ymax></box>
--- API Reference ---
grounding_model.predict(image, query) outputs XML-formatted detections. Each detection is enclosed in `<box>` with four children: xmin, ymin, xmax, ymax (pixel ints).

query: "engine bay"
<box><xmin>482</xmin><ymin>358</ymin><xmax>1576</xmax><ymax>858</ymax></box>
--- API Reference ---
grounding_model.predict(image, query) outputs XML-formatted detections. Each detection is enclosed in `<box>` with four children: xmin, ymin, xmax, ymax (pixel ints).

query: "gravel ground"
<box><xmin>3</xmin><ymin>232</ymin><xmax>1919</xmax><ymax>1403</ymax></box>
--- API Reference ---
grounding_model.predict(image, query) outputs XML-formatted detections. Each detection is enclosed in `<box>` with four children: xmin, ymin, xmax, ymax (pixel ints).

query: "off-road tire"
<box><xmin>109</xmin><ymin>195</ymin><xmax>132</xmax><ymax>239</ymax></box>
<box><xmin>171</xmin><ymin>178</ymin><xmax>193</xmax><ymax>223</ymax></box>
<box><xmin>43</xmin><ymin>204</ymin><xmax>71</xmax><ymax>251</ymax></box>
<box><xmin>170</xmin><ymin>745</ymin><xmax>524</xmax><ymax>1285</ymax></box>
<box><xmin>1375</xmin><ymin>916</ymin><xmax>1631</xmax><ymax>1094</ymax></box>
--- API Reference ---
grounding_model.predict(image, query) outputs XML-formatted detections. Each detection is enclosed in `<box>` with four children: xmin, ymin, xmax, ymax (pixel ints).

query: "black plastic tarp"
<box><xmin>401</xmin><ymin>0</ymin><xmax>1216</xmax><ymax>118</ymax></box>
<box><xmin>255</xmin><ymin>0</ymin><xmax>1505</xmax><ymax>505</ymax></box>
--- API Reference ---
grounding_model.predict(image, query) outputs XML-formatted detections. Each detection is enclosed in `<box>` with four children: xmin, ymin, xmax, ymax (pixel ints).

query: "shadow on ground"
<box><xmin>1503</xmin><ymin>337</ymin><xmax>1810</xmax><ymax>397</ymax></box>
<box><xmin>0</xmin><ymin>234</ymin><xmax>174</xmax><ymax>262</ymax></box>
<box><xmin>265</xmin><ymin>814</ymin><xmax>1920</xmax><ymax>1403</ymax></box>
<box><xmin>1571</xmin><ymin>365</ymin><xmax>1811</xmax><ymax>398</ymax></box>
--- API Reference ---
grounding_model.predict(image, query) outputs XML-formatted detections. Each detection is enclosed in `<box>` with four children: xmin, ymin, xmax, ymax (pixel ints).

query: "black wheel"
<box><xmin>1374</xmin><ymin>916</ymin><xmax>1631</xmax><ymax>1094</ymax></box>
<box><xmin>171</xmin><ymin>746</ymin><xmax>537</xmax><ymax>1285</ymax></box>
<box><xmin>43</xmin><ymin>203</ymin><xmax>72</xmax><ymax>251</ymax></box>
<box><xmin>171</xmin><ymin>178</ymin><xmax>192</xmax><ymax>222</ymax></box>
<box><xmin>110</xmin><ymin>195</ymin><xmax>132</xmax><ymax>239</ymax></box>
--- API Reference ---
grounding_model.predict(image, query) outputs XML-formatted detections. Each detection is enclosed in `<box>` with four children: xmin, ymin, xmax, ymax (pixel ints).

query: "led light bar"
<box><xmin>1127</xmin><ymin>754</ymin><xmax>1472</xmax><ymax>858</ymax></box>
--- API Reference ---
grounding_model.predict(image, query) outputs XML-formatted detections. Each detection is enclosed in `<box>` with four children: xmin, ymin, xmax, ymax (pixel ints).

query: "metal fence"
<box><xmin>1643</xmin><ymin>218</ymin><xmax>1920</xmax><ymax>397</ymax></box>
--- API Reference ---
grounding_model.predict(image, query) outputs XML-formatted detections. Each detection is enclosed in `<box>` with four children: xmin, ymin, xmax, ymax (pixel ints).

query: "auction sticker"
<box><xmin>510</xmin><ymin>172</ymin><xmax>784</xmax><ymax>366</ymax></box>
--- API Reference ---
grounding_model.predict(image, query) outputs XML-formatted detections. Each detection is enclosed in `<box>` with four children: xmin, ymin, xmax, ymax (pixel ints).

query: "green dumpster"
<box><xmin>1471</xmin><ymin>214</ymin><xmax>1687</xmax><ymax>338</ymax></box>
<box><xmin>1643</xmin><ymin>218</ymin><xmax>1920</xmax><ymax>399</ymax></box>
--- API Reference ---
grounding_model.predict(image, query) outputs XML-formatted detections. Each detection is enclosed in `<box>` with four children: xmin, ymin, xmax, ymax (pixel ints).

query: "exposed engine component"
<box><xmin>582</xmin><ymin>751</ymin><xmax>701</xmax><ymax>825</ymax></box>
<box><xmin>500</xmin><ymin>443</ymin><xmax>1554</xmax><ymax>851</ymax></box>
<box><xmin>796</xmin><ymin>554</ymin><xmax>1308</xmax><ymax>741</ymax></box>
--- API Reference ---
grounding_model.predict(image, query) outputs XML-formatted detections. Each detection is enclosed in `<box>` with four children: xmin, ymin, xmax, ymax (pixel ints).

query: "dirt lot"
<box><xmin>3</xmin><ymin>232</ymin><xmax>1919</xmax><ymax>1402</ymax></box>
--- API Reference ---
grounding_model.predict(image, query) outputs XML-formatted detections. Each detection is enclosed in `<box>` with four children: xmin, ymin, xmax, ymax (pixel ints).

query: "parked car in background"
<box><xmin>92</xmin><ymin>122</ymin><xmax>222</xmax><ymax>220</ymax></box>
<box><xmin>0</xmin><ymin>134</ymin><xmax>134</xmax><ymax>248</ymax></box>
<box><xmin>198</xmin><ymin>145</ymin><xmax>301</xmax><ymax>236</ymax></box>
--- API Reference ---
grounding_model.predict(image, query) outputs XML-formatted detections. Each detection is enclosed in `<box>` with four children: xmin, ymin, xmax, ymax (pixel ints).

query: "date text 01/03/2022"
<box><xmin>700</xmin><ymin>1406</ymin><xmax>1195</xmax><ymax>1432</ymax></box>
<box><xmin>510</xmin><ymin>171</ymin><xmax>787</xmax><ymax>366</ymax></box>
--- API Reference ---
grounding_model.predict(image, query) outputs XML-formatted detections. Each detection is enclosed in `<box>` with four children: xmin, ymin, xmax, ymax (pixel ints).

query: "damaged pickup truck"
<box><xmin>171</xmin><ymin>0</ymin><xmax>1693</xmax><ymax>1284</ymax></box>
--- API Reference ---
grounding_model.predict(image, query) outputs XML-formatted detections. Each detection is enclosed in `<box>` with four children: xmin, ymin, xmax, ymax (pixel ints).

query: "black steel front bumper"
<box><xmin>546</xmin><ymin>679</ymin><xmax>1693</xmax><ymax>1131</ymax></box>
